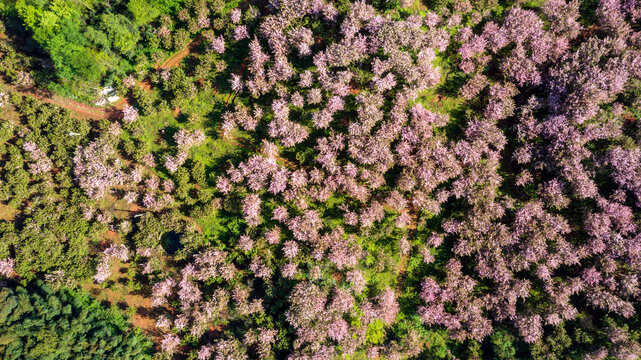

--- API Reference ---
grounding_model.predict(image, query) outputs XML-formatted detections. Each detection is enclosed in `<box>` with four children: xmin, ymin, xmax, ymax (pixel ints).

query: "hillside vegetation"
<box><xmin>0</xmin><ymin>0</ymin><xmax>641</xmax><ymax>359</ymax></box>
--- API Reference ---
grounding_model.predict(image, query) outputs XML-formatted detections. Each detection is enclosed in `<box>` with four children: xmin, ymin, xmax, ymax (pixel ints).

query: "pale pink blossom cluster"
<box><xmin>210</xmin><ymin>35</ymin><xmax>225</xmax><ymax>53</ymax></box>
<box><xmin>122</xmin><ymin>75</ymin><xmax>136</xmax><ymax>88</ymax></box>
<box><xmin>174</xmin><ymin>128</ymin><xmax>205</xmax><ymax>150</ymax></box>
<box><xmin>122</xmin><ymin>0</ymin><xmax>641</xmax><ymax>356</ymax></box>
<box><xmin>0</xmin><ymin>258</ymin><xmax>15</xmax><ymax>278</ymax></box>
<box><xmin>122</xmin><ymin>105</ymin><xmax>139</xmax><ymax>125</ymax></box>
<box><xmin>16</xmin><ymin>71</ymin><xmax>33</xmax><ymax>86</ymax></box>
<box><xmin>0</xmin><ymin>92</ymin><xmax>9</xmax><ymax>107</ymax></box>
<box><xmin>73</xmin><ymin>139</ymin><xmax>128</xmax><ymax>199</ymax></box>
<box><xmin>93</xmin><ymin>244</ymin><xmax>130</xmax><ymax>283</ymax></box>
<box><xmin>23</xmin><ymin>141</ymin><xmax>53</xmax><ymax>175</ymax></box>
<box><xmin>164</xmin><ymin>151</ymin><xmax>188</xmax><ymax>173</ymax></box>
<box><xmin>161</xmin><ymin>333</ymin><xmax>181</xmax><ymax>354</ymax></box>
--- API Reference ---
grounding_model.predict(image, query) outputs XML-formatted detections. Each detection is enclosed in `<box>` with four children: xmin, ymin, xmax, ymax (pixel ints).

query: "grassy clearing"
<box><xmin>0</xmin><ymin>202</ymin><xmax>19</xmax><ymax>221</ymax></box>
<box><xmin>0</xmin><ymin>103</ymin><xmax>22</xmax><ymax>125</ymax></box>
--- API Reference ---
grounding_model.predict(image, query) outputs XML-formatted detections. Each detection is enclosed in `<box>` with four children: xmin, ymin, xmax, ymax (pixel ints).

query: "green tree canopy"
<box><xmin>0</xmin><ymin>281</ymin><xmax>153</xmax><ymax>359</ymax></box>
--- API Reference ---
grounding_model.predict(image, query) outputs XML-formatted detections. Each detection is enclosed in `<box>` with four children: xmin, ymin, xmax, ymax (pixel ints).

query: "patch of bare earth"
<box><xmin>83</xmin><ymin>263</ymin><xmax>164</xmax><ymax>345</ymax></box>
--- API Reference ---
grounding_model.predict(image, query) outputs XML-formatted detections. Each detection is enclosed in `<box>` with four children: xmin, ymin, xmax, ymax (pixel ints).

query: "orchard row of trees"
<box><xmin>0</xmin><ymin>0</ymin><xmax>641</xmax><ymax>359</ymax></box>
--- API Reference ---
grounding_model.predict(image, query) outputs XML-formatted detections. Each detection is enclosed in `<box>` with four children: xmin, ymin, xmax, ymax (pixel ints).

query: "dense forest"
<box><xmin>0</xmin><ymin>281</ymin><xmax>153</xmax><ymax>359</ymax></box>
<box><xmin>0</xmin><ymin>0</ymin><xmax>640</xmax><ymax>359</ymax></box>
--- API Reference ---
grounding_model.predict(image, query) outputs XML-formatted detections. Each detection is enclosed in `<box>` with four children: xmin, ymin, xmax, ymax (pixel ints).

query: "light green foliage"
<box><xmin>365</xmin><ymin>319</ymin><xmax>386</xmax><ymax>345</ymax></box>
<box><xmin>0</xmin><ymin>122</ymin><xmax>13</xmax><ymax>143</ymax></box>
<box><xmin>14</xmin><ymin>0</ymin><xmax>77</xmax><ymax>43</ymax></box>
<box><xmin>127</xmin><ymin>0</ymin><xmax>160</xmax><ymax>25</ymax></box>
<box><xmin>149</xmin><ymin>0</ymin><xmax>184</xmax><ymax>13</ymax></box>
<box><xmin>11</xmin><ymin>0</ymin><xmax>108</xmax><ymax>83</ymax></box>
<box><xmin>99</xmin><ymin>13</ymin><xmax>140</xmax><ymax>55</ymax></box>
<box><xmin>4</xmin><ymin>0</ymin><xmax>177</xmax><ymax>96</ymax></box>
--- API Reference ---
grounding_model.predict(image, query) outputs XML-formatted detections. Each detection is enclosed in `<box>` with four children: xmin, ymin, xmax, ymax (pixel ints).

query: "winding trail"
<box><xmin>156</xmin><ymin>37</ymin><xmax>202</xmax><ymax>70</ymax></box>
<box><xmin>2</xmin><ymin>82</ymin><xmax>108</xmax><ymax>120</ymax></box>
<box><xmin>0</xmin><ymin>30</ymin><xmax>204</xmax><ymax>121</ymax></box>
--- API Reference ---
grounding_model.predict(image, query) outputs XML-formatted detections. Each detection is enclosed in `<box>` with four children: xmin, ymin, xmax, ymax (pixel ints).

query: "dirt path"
<box><xmin>156</xmin><ymin>37</ymin><xmax>202</xmax><ymax>70</ymax></box>
<box><xmin>0</xmin><ymin>25</ymin><xmax>207</xmax><ymax>121</ymax></box>
<box><xmin>2</xmin><ymin>82</ymin><xmax>108</xmax><ymax>120</ymax></box>
<box><xmin>1</xmin><ymin>32</ymin><xmax>203</xmax><ymax>121</ymax></box>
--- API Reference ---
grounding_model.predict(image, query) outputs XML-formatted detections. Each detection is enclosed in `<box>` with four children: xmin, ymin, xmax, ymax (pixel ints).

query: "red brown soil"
<box><xmin>83</xmin><ymin>276</ymin><xmax>163</xmax><ymax>343</ymax></box>
<box><xmin>623</xmin><ymin>111</ymin><xmax>637</xmax><ymax>127</ymax></box>
<box><xmin>136</xmin><ymin>80</ymin><xmax>153</xmax><ymax>96</ymax></box>
<box><xmin>571</xmin><ymin>25</ymin><xmax>600</xmax><ymax>47</ymax></box>
<box><xmin>2</xmin><ymin>82</ymin><xmax>107</xmax><ymax>120</ymax></box>
<box><xmin>104</xmin><ymin>230</ymin><xmax>119</xmax><ymax>241</ymax></box>
<box><xmin>0</xmin><ymin>31</ymin><xmax>203</xmax><ymax>122</ymax></box>
<box><xmin>156</xmin><ymin>37</ymin><xmax>202</xmax><ymax>70</ymax></box>
<box><xmin>349</xmin><ymin>80</ymin><xmax>360</xmax><ymax>95</ymax></box>
<box><xmin>139</xmin><ymin>80</ymin><xmax>153</xmax><ymax>91</ymax></box>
